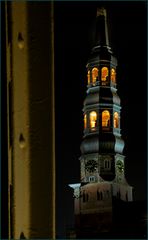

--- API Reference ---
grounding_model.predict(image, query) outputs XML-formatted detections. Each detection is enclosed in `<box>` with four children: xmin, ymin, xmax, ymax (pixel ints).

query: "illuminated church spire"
<box><xmin>69</xmin><ymin>8</ymin><xmax>133</xmax><ymax>238</ymax></box>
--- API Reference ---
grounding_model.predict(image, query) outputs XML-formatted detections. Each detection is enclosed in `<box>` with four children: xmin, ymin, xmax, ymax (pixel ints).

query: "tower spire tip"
<box><xmin>97</xmin><ymin>7</ymin><xmax>107</xmax><ymax>17</ymax></box>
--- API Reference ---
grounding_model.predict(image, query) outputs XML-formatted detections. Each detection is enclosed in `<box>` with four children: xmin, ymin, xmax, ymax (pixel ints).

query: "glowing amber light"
<box><xmin>101</xmin><ymin>67</ymin><xmax>108</xmax><ymax>81</ymax></box>
<box><xmin>111</xmin><ymin>68</ymin><xmax>116</xmax><ymax>82</ymax></box>
<box><xmin>102</xmin><ymin>110</ymin><xmax>110</xmax><ymax>127</ymax></box>
<box><xmin>87</xmin><ymin>70</ymin><xmax>90</xmax><ymax>84</ymax></box>
<box><xmin>90</xmin><ymin>111</ymin><xmax>97</xmax><ymax>128</ymax></box>
<box><xmin>114</xmin><ymin>112</ymin><xmax>119</xmax><ymax>128</ymax></box>
<box><xmin>92</xmin><ymin>67</ymin><xmax>98</xmax><ymax>83</ymax></box>
<box><xmin>84</xmin><ymin>114</ymin><xmax>87</xmax><ymax>129</ymax></box>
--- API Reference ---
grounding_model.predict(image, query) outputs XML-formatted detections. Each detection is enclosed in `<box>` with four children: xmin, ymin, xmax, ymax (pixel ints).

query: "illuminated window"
<box><xmin>92</xmin><ymin>67</ymin><xmax>98</xmax><ymax>83</ymax></box>
<box><xmin>114</xmin><ymin>112</ymin><xmax>119</xmax><ymax>128</ymax></box>
<box><xmin>84</xmin><ymin>114</ymin><xmax>87</xmax><ymax>129</ymax></box>
<box><xmin>111</xmin><ymin>68</ymin><xmax>116</xmax><ymax>82</ymax></box>
<box><xmin>101</xmin><ymin>67</ymin><xmax>108</xmax><ymax>81</ymax></box>
<box><xmin>87</xmin><ymin>70</ymin><xmax>90</xmax><ymax>84</ymax></box>
<box><xmin>102</xmin><ymin>110</ymin><xmax>110</xmax><ymax>127</ymax></box>
<box><xmin>90</xmin><ymin>111</ymin><xmax>97</xmax><ymax>128</ymax></box>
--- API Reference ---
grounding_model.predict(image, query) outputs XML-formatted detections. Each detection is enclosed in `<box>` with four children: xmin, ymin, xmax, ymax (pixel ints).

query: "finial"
<box><xmin>97</xmin><ymin>7</ymin><xmax>107</xmax><ymax>17</ymax></box>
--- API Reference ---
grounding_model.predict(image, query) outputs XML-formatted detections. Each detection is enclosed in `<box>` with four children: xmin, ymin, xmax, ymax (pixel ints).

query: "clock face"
<box><xmin>116</xmin><ymin>160</ymin><xmax>124</xmax><ymax>173</ymax></box>
<box><xmin>85</xmin><ymin>160</ymin><xmax>97</xmax><ymax>173</ymax></box>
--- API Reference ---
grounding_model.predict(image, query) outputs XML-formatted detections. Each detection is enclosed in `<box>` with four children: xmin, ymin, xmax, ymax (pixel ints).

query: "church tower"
<box><xmin>69</xmin><ymin>8</ymin><xmax>133</xmax><ymax>238</ymax></box>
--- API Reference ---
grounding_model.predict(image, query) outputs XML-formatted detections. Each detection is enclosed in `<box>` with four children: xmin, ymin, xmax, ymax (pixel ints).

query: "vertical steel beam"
<box><xmin>6</xmin><ymin>2</ymin><xmax>55</xmax><ymax>239</ymax></box>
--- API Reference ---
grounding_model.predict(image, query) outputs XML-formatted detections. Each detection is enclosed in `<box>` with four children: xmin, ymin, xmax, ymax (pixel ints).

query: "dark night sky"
<box><xmin>54</xmin><ymin>1</ymin><xmax>147</xmax><ymax>237</ymax></box>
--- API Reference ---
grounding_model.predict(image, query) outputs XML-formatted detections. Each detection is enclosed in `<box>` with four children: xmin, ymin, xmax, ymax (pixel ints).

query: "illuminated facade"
<box><xmin>69</xmin><ymin>8</ymin><xmax>133</xmax><ymax>238</ymax></box>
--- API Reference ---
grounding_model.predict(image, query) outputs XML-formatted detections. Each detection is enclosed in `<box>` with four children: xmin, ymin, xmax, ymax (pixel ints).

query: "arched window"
<box><xmin>102</xmin><ymin>110</ymin><xmax>110</xmax><ymax>127</ymax></box>
<box><xmin>114</xmin><ymin>112</ymin><xmax>119</xmax><ymax>128</ymax></box>
<box><xmin>90</xmin><ymin>111</ymin><xmax>97</xmax><ymax>128</ymax></box>
<box><xmin>111</xmin><ymin>68</ymin><xmax>116</xmax><ymax>82</ymax></box>
<box><xmin>92</xmin><ymin>67</ymin><xmax>98</xmax><ymax>84</ymax></box>
<box><xmin>101</xmin><ymin>67</ymin><xmax>108</xmax><ymax>81</ymax></box>
<box><xmin>87</xmin><ymin>70</ymin><xmax>90</xmax><ymax>84</ymax></box>
<box><xmin>84</xmin><ymin>114</ymin><xmax>87</xmax><ymax>129</ymax></box>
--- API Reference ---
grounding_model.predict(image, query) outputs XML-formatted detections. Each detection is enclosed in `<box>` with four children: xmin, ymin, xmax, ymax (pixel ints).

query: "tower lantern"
<box><xmin>69</xmin><ymin>8</ymin><xmax>133</xmax><ymax>238</ymax></box>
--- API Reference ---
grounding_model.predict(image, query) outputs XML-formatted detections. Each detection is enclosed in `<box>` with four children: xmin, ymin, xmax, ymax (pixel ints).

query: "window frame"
<box><xmin>111</xmin><ymin>68</ymin><xmax>116</xmax><ymax>83</ymax></box>
<box><xmin>92</xmin><ymin>67</ymin><xmax>99</xmax><ymax>84</ymax></box>
<box><xmin>102</xmin><ymin>110</ymin><xmax>110</xmax><ymax>128</ymax></box>
<box><xmin>90</xmin><ymin>111</ymin><xmax>97</xmax><ymax>129</ymax></box>
<box><xmin>87</xmin><ymin>70</ymin><xmax>90</xmax><ymax>85</ymax></box>
<box><xmin>101</xmin><ymin>67</ymin><xmax>109</xmax><ymax>81</ymax></box>
<box><xmin>84</xmin><ymin>114</ymin><xmax>87</xmax><ymax>129</ymax></box>
<box><xmin>114</xmin><ymin>112</ymin><xmax>119</xmax><ymax>128</ymax></box>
